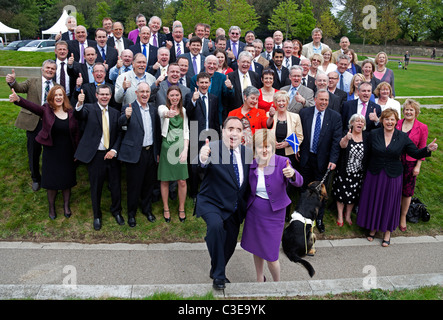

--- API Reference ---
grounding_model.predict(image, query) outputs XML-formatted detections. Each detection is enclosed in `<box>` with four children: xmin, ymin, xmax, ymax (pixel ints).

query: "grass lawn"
<box><xmin>0</xmin><ymin>101</ymin><xmax>441</xmax><ymax>244</ymax></box>
<box><xmin>0</xmin><ymin>51</ymin><xmax>55</xmax><ymax>67</ymax></box>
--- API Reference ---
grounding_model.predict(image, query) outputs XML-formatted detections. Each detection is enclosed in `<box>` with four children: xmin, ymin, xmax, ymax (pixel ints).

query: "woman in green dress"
<box><xmin>158</xmin><ymin>85</ymin><xmax>189</xmax><ymax>222</ymax></box>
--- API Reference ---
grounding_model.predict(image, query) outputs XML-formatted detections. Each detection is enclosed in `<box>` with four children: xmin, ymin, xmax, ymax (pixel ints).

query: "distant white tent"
<box><xmin>0</xmin><ymin>21</ymin><xmax>20</xmax><ymax>44</ymax></box>
<box><xmin>41</xmin><ymin>10</ymin><xmax>69</xmax><ymax>38</ymax></box>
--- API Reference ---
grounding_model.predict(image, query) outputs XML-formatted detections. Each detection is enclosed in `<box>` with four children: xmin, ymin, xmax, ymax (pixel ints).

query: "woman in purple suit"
<box><xmin>241</xmin><ymin>129</ymin><xmax>303</xmax><ymax>282</ymax></box>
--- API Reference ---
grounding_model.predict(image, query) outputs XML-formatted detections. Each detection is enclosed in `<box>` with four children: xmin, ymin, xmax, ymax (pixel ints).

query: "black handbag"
<box><xmin>406</xmin><ymin>197</ymin><xmax>430</xmax><ymax>223</ymax></box>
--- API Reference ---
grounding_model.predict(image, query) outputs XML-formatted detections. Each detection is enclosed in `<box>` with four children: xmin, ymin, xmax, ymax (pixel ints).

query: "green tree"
<box><xmin>212</xmin><ymin>0</ymin><xmax>260</xmax><ymax>35</ymax></box>
<box><xmin>366</xmin><ymin>4</ymin><xmax>400</xmax><ymax>47</ymax></box>
<box><xmin>268</xmin><ymin>0</ymin><xmax>300</xmax><ymax>40</ymax></box>
<box><xmin>296</xmin><ymin>0</ymin><xmax>316</xmax><ymax>42</ymax></box>
<box><xmin>176</xmin><ymin>0</ymin><xmax>212</xmax><ymax>35</ymax></box>
<box><xmin>427</xmin><ymin>0</ymin><xmax>443</xmax><ymax>41</ymax></box>
<box><xmin>316</xmin><ymin>10</ymin><xmax>340</xmax><ymax>40</ymax></box>
<box><xmin>93</xmin><ymin>1</ymin><xmax>111</xmax><ymax>29</ymax></box>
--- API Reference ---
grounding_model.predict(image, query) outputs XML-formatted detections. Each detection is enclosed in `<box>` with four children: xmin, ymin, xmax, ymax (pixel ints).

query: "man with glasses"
<box><xmin>299</xmin><ymin>58</ymin><xmax>316</xmax><ymax>92</ymax></box>
<box><xmin>327</xmin><ymin>71</ymin><xmax>347</xmax><ymax>108</ymax></box>
<box><xmin>226</xmin><ymin>26</ymin><xmax>245</xmax><ymax>61</ymax></box>
<box><xmin>281</xmin><ymin>65</ymin><xmax>315</xmax><ymax>113</ymax></box>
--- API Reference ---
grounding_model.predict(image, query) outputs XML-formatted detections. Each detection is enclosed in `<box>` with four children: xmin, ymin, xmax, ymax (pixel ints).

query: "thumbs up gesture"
<box><xmin>78</xmin><ymin>89</ymin><xmax>85</xmax><ymax>105</ymax></box>
<box><xmin>125</xmin><ymin>103</ymin><xmax>133</xmax><ymax>119</ymax></box>
<box><xmin>427</xmin><ymin>138</ymin><xmax>438</xmax><ymax>152</ymax></box>
<box><xmin>192</xmin><ymin>87</ymin><xmax>200</xmax><ymax>102</ymax></box>
<box><xmin>6</xmin><ymin>68</ymin><xmax>16</xmax><ymax>84</ymax></box>
<box><xmin>116</xmin><ymin>55</ymin><xmax>123</xmax><ymax>69</ymax></box>
<box><xmin>9</xmin><ymin>88</ymin><xmax>19</xmax><ymax>103</ymax></box>
<box><xmin>346</xmin><ymin>127</ymin><xmax>352</xmax><ymax>140</ymax></box>
<box><xmin>224</xmin><ymin>74</ymin><xmax>232</xmax><ymax>89</ymax></box>
<box><xmin>369</xmin><ymin>108</ymin><xmax>378</xmax><ymax>122</ymax></box>
<box><xmin>282</xmin><ymin>159</ymin><xmax>295</xmax><ymax>179</ymax></box>
<box><xmin>122</xmin><ymin>76</ymin><xmax>131</xmax><ymax>90</ymax></box>
<box><xmin>68</xmin><ymin>53</ymin><xmax>74</xmax><ymax>66</ymax></box>
<box><xmin>200</xmin><ymin>138</ymin><xmax>211</xmax><ymax>163</ymax></box>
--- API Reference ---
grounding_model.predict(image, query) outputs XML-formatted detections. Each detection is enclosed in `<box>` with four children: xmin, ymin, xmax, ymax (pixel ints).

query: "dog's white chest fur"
<box><xmin>290</xmin><ymin>211</ymin><xmax>313</xmax><ymax>225</ymax></box>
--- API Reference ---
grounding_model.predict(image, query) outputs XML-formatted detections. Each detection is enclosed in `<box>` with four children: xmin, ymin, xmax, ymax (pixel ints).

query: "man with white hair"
<box><xmin>56</xmin><ymin>15</ymin><xmax>77</xmax><ymax>41</ymax></box>
<box><xmin>148</xmin><ymin>16</ymin><xmax>167</xmax><ymax>48</ymax></box>
<box><xmin>302</xmin><ymin>28</ymin><xmax>330</xmax><ymax>59</ymax></box>
<box><xmin>226</xmin><ymin>26</ymin><xmax>245</xmax><ymax>60</ymax></box>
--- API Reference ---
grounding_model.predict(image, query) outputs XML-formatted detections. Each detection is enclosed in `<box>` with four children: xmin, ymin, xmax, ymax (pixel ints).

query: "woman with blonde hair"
<box><xmin>319</xmin><ymin>47</ymin><xmax>337</xmax><ymax>74</ymax></box>
<box><xmin>374</xmin><ymin>81</ymin><xmax>401</xmax><ymax>118</ymax></box>
<box><xmin>374</xmin><ymin>51</ymin><xmax>395</xmax><ymax>96</ymax></box>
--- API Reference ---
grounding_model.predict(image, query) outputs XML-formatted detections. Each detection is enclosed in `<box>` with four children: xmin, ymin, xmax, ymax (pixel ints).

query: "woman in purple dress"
<box><xmin>241</xmin><ymin>129</ymin><xmax>303</xmax><ymax>282</ymax></box>
<box><xmin>356</xmin><ymin>109</ymin><xmax>437</xmax><ymax>247</ymax></box>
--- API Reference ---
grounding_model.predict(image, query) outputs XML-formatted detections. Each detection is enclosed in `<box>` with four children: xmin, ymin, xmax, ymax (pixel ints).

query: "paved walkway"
<box><xmin>0</xmin><ymin>236</ymin><xmax>442</xmax><ymax>299</ymax></box>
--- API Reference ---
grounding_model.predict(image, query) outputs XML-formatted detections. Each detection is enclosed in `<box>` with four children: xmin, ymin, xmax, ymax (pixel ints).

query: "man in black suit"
<box><xmin>169</xmin><ymin>26</ymin><xmax>188</xmax><ymax>63</ymax></box>
<box><xmin>228</xmin><ymin>51</ymin><xmax>261</xmax><ymax>111</ymax></box>
<box><xmin>226</xmin><ymin>26</ymin><xmax>245</xmax><ymax>61</ymax></box>
<box><xmin>94</xmin><ymin>28</ymin><xmax>118</xmax><ymax>74</ymax></box>
<box><xmin>54</xmin><ymin>40</ymin><xmax>73</xmax><ymax>98</ymax></box>
<box><xmin>148</xmin><ymin>16</ymin><xmax>167</xmax><ymax>48</ymax></box>
<box><xmin>342</xmin><ymin>82</ymin><xmax>382</xmax><ymax>132</ymax></box>
<box><xmin>184</xmin><ymin>72</ymin><xmax>220</xmax><ymax>200</ymax></box>
<box><xmin>67</xmin><ymin>25</ymin><xmax>97</xmax><ymax>64</ymax></box>
<box><xmin>177</xmin><ymin>36</ymin><xmax>205</xmax><ymax>79</ymax></box>
<box><xmin>327</xmin><ymin>71</ymin><xmax>347</xmax><ymax>110</ymax></box>
<box><xmin>243</xmin><ymin>44</ymin><xmax>263</xmax><ymax>77</ymax></box>
<box><xmin>298</xmin><ymin>89</ymin><xmax>342</xmax><ymax>233</ymax></box>
<box><xmin>315</xmin><ymin>73</ymin><xmax>342</xmax><ymax>114</ymax></box>
<box><xmin>177</xmin><ymin>56</ymin><xmax>192</xmax><ymax>88</ymax></box>
<box><xmin>107</xmin><ymin>21</ymin><xmax>134</xmax><ymax>56</ymax></box>
<box><xmin>282</xmin><ymin>40</ymin><xmax>301</xmax><ymax>69</ymax></box>
<box><xmin>66</xmin><ymin>46</ymin><xmax>99</xmax><ymax>93</ymax></box>
<box><xmin>74</xmin><ymin>84</ymin><xmax>124</xmax><ymax>230</ymax></box>
<box><xmin>195</xmin><ymin>116</ymin><xmax>252</xmax><ymax>290</ymax></box>
<box><xmin>56</xmin><ymin>15</ymin><xmax>77</xmax><ymax>41</ymax></box>
<box><xmin>300</xmin><ymin>58</ymin><xmax>316</xmax><ymax>91</ymax></box>
<box><xmin>267</xmin><ymin>49</ymin><xmax>290</xmax><ymax>90</ymax></box>
<box><xmin>129</xmin><ymin>26</ymin><xmax>158</xmax><ymax>70</ymax></box>
<box><xmin>118</xmin><ymin>82</ymin><xmax>161</xmax><ymax>227</ymax></box>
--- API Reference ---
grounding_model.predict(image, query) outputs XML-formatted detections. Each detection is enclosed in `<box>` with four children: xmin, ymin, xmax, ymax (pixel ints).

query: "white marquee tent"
<box><xmin>0</xmin><ymin>21</ymin><xmax>20</xmax><ymax>44</ymax></box>
<box><xmin>41</xmin><ymin>10</ymin><xmax>69</xmax><ymax>38</ymax></box>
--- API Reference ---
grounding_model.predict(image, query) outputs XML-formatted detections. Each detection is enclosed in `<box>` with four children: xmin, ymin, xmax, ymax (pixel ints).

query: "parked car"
<box><xmin>2</xmin><ymin>40</ymin><xmax>33</xmax><ymax>51</ymax></box>
<box><xmin>17</xmin><ymin>39</ymin><xmax>56</xmax><ymax>52</ymax></box>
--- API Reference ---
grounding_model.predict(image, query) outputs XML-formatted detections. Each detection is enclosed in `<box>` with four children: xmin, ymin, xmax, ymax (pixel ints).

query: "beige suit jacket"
<box><xmin>268</xmin><ymin>111</ymin><xmax>304</xmax><ymax>156</ymax></box>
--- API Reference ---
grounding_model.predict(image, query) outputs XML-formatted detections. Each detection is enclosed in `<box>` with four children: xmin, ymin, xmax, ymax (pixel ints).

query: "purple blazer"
<box><xmin>14</xmin><ymin>97</ymin><xmax>79</xmax><ymax>150</ymax></box>
<box><xmin>396</xmin><ymin>118</ymin><xmax>428</xmax><ymax>162</ymax></box>
<box><xmin>247</xmin><ymin>155</ymin><xmax>303</xmax><ymax>212</ymax></box>
<box><xmin>128</xmin><ymin>29</ymin><xmax>139</xmax><ymax>45</ymax></box>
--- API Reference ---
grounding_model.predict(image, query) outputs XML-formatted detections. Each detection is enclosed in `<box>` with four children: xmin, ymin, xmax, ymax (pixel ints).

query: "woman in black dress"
<box><xmin>9</xmin><ymin>86</ymin><xmax>79</xmax><ymax>220</ymax></box>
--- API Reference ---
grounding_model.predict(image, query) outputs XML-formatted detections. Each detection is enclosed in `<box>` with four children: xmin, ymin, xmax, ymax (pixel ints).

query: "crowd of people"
<box><xmin>6</xmin><ymin>14</ymin><xmax>439</xmax><ymax>289</ymax></box>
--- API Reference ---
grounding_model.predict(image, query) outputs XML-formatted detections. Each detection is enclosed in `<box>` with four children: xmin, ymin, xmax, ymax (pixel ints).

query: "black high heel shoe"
<box><xmin>178</xmin><ymin>210</ymin><xmax>186</xmax><ymax>222</ymax></box>
<box><xmin>163</xmin><ymin>209</ymin><xmax>171</xmax><ymax>223</ymax></box>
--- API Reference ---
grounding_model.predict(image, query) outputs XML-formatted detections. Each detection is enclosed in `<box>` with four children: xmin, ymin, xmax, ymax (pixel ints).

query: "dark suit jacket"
<box><xmin>95</xmin><ymin>45</ymin><xmax>119</xmax><ymax>70</ymax></box>
<box><xmin>367</xmin><ymin>128</ymin><xmax>431</xmax><ymax>178</ymax></box>
<box><xmin>184</xmin><ymin>91</ymin><xmax>220</xmax><ymax>144</ymax></box>
<box><xmin>61</xmin><ymin>31</ymin><xmax>75</xmax><ymax>41</ymax></box>
<box><xmin>226</xmin><ymin>40</ymin><xmax>246</xmax><ymax>59</ymax></box>
<box><xmin>341</xmin><ymin>99</ymin><xmax>382</xmax><ymax>132</ymax></box>
<box><xmin>74</xmin><ymin>102</ymin><xmax>122</xmax><ymax>164</ymax></box>
<box><xmin>67</xmin><ymin>40</ymin><xmax>98</xmax><ymax>63</ymax></box>
<box><xmin>117</xmin><ymin>101</ymin><xmax>161</xmax><ymax>164</ymax></box>
<box><xmin>327</xmin><ymin>91</ymin><xmax>342</xmax><ymax>114</ymax></box>
<box><xmin>299</xmin><ymin>107</ymin><xmax>342</xmax><ymax>172</ymax></box>
<box><xmin>14</xmin><ymin>97</ymin><xmax>79</xmax><ymax>149</ymax></box>
<box><xmin>169</xmin><ymin>40</ymin><xmax>189</xmax><ymax>63</ymax></box>
<box><xmin>177</xmin><ymin>52</ymin><xmax>206</xmax><ymax>78</ymax></box>
<box><xmin>107</xmin><ymin>37</ymin><xmax>134</xmax><ymax>50</ymax></box>
<box><xmin>283</xmin><ymin>56</ymin><xmax>301</xmax><ymax>68</ymax></box>
<box><xmin>150</xmin><ymin>32</ymin><xmax>167</xmax><ymax>48</ymax></box>
<box><xmin>267</xmin><ymin>62</ymin><xmax>290</xmax><ymax>89</ymax></box>
<box><xmin>67</xmin><ymin>61</ymin><xmax>96</xmax><ymax>85</ymax></box>
<box><xmin>70</xmin><ymin>82</ymin><xmax>120</xmax><ymax>111</ymax></box>
<box><xmin>129</xmin><ymin>43</ymin><xmax>158</xmax><ymax>68</ymax></box>
<box><xmin>195</xmin><ymin>139</ymin><xmax>252</xmax><ymax>222</ymax></box>
<box><xmin>302</xmin><ymin>75</ymin><xmax>316</xmax><ymax>91</ymax></box>
<box><xmin>227</xmin><ymin>70</ymin><xmax>261</xmax><ymax>111</ymax></box>
<box><xmin>329</xmin><ymin>87</ymin><xmax>347</xmax><ymax>109</ymax></box>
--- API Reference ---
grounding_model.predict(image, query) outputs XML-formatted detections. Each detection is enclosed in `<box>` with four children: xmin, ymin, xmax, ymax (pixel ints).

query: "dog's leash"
<box><xmin>316</xmin><ymin>168</ymin><xmax>331</xmax><ymax>192</ymax></box>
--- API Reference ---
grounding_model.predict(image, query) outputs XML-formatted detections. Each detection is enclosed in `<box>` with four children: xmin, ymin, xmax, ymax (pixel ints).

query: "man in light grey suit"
<box><xmin>280</xmin><ymin>65</ymin><xmax>315</xmax><ymax>114</ymax></box>
<box><xmin>115</xmin><ymin>53</ymin><xmax>156</xmax><ymax>106</ymax></box>
<box><xmin>151</xmin><ymin>63</ymin><xmax>190</xmax><ymax>107</ymax></box>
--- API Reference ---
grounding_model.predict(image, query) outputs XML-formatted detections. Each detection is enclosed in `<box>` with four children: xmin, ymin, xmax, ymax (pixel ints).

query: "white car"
<box><xmin>17</xmin><ymin>39</ymin><xmax>56</xmax><ymax>52</ymax></box>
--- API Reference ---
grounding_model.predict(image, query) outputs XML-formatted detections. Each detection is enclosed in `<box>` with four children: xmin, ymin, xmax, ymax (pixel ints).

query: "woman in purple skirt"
<box><xmin>356</xmin><ymin>109</ymin><xmax>438</xmax><ymax>247</ymax></box>
<box><xmin>241</xmin><ymin>129</ymin><xmax>303</xmax><ymax>282</ymax></box>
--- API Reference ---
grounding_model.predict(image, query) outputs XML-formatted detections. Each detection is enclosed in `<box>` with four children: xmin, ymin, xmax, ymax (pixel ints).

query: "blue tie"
<box><xmin>289</xmin><ymin>87</ymin><xmax>297</xmax><ymax>103</ymax></box>
<box><xmin>312</xmin><ymin>111</ymin><xmax>322</xmax><ymax>154</ymax></box>
<box><xmin>339</xmin><ymin>74</ymin><xmax>344</xmax><ymax>90</ymax></box>
<box><xmin>142</xmin><ymin>44</ymin><xmax>147</xmax><ymax>58</ymax></box>
<box><xmin>101</xmin><ymin>47</ymin><xmax>106</xmax><ymax>61</ymax></box>
<box><xmin>230</xmin><ymin>149</ymin><xmax>240</xmax><ymax>187</ymax></box>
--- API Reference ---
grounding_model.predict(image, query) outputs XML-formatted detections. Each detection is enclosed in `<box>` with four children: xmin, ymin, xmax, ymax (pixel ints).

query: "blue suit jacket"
<box><xmin>195</xmin><ymin>140</ymin><xmax>252</xmax><ymax>222</ymax></box>
<box><xmin>299</xmin><ymin>106</ymin><xmax>342</xmax><ymax>172</ymax></box>
<box><xmin>117</xmin><ymin>101</ymin><xmax>161</xmax><ymax>163</ymax></box>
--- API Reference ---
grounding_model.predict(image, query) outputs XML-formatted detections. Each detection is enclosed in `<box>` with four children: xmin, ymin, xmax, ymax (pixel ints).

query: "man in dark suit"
<box><xmin>300</xmin><ymin>58</ymin><xmax>316</xmax><ymax>91</ymax></box>
<box><xmin>298</xmin><ymin>89</ymin><xmax>342</xmax><ymax>233</ymax></box>
<box><xmin>107</xmin><ymin>21</ymin><xmax>134</xmax><ymax>56</ymax></box>
<box><xmin>177</xmin><ymin>56</ymin><xmax>192</xmax><ymax>88</ymax></box>
<box><xmin>228</xmin><ymin>51</ymin><xmax>261</xmax><ymax>111</ymax></box>
<box><xmin>342</xmin><ymin>82</ymin><xmax>382</xmax><ymax>132</ymax></box>
<box><xmin>244</xmin><ymin>44</ymin><xmax>263</xmax><ymax>77</ymax></box>
<box><xmin>74</xmin><ymin>84</ymin><xmax>124</xmax><ymax>230</ymax></box>
<box><xmin>282</xmin><ymin>40</ymin><xmax>301</xmax><ymax>69</ymax></box>
<box><xmin>327</xmin><ymin>71</ymin><xmax>347</xmax><ymax>109</ymax></box>
<box><xmin>195</xmin><ymin>116</ymin><xmax>252</xmax><ymax>290</ymax></box>
<box><xmin>54</xmin><ymin>40</ymin><xmax>73</xmax><ymax>98</ymax></box>
<box><xmin>169</xmin><ymin>26</ymin><xmax>188</xmax><ymax>63</ymax></box>
<box><xmin>118</xmin><ymin>82</ymin><xmax>161</xmax><ymax>227</ymax></box>
<box><xmin>315</xmin><ymin>73</ymin><xmax>342</xmax><ymax>114</ymax></box>
<box><xmin>5</xmin><ymin>60</ymin><xmax>57</xmax><ymax>192</ymax></box>
<box><xmin>185</xmin><ymin>72</ymin><xmax>220</xmax><ymax>200</ymax></box>
<box><xmin>55</xmin><ymin>15</ymin><xmax>76</xmax><ymax>42</ymax></box>
<box><xmin>67</xmin><ymin>46</ymin><xmax>99</xmax><ymax>87</ymax></box>
<box><xmin>226</xmin><ymin>26</ymin><xmax>245</xmax><ymax>60</ymax></box>
<box><xmin>148</xmin><ymin>16</ymin><xmax>167</xmax><ymax>48</ymax></box>
<box><xmin>177</xmin><ymin>36</ymin><xmax>205</xmax><ymax>79</ymax></box>
<box><xmin>94</xmin><ymin>28</ymin><xmax>118</xmax><ymax>72</ymax></box>
<box><xmin>67</xmin><ymin>25</ymin><xmax>97</xmax><ymax>64</ymax></box>
<box><xmin>129</xmin><ymin>26</ymin><xmax>158</xmax><ymax>70</ymax></box>
<box><xmin>267</xmin><ymin>49</ymin><xmax>290</xmax><ymax>90</ymax></box>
